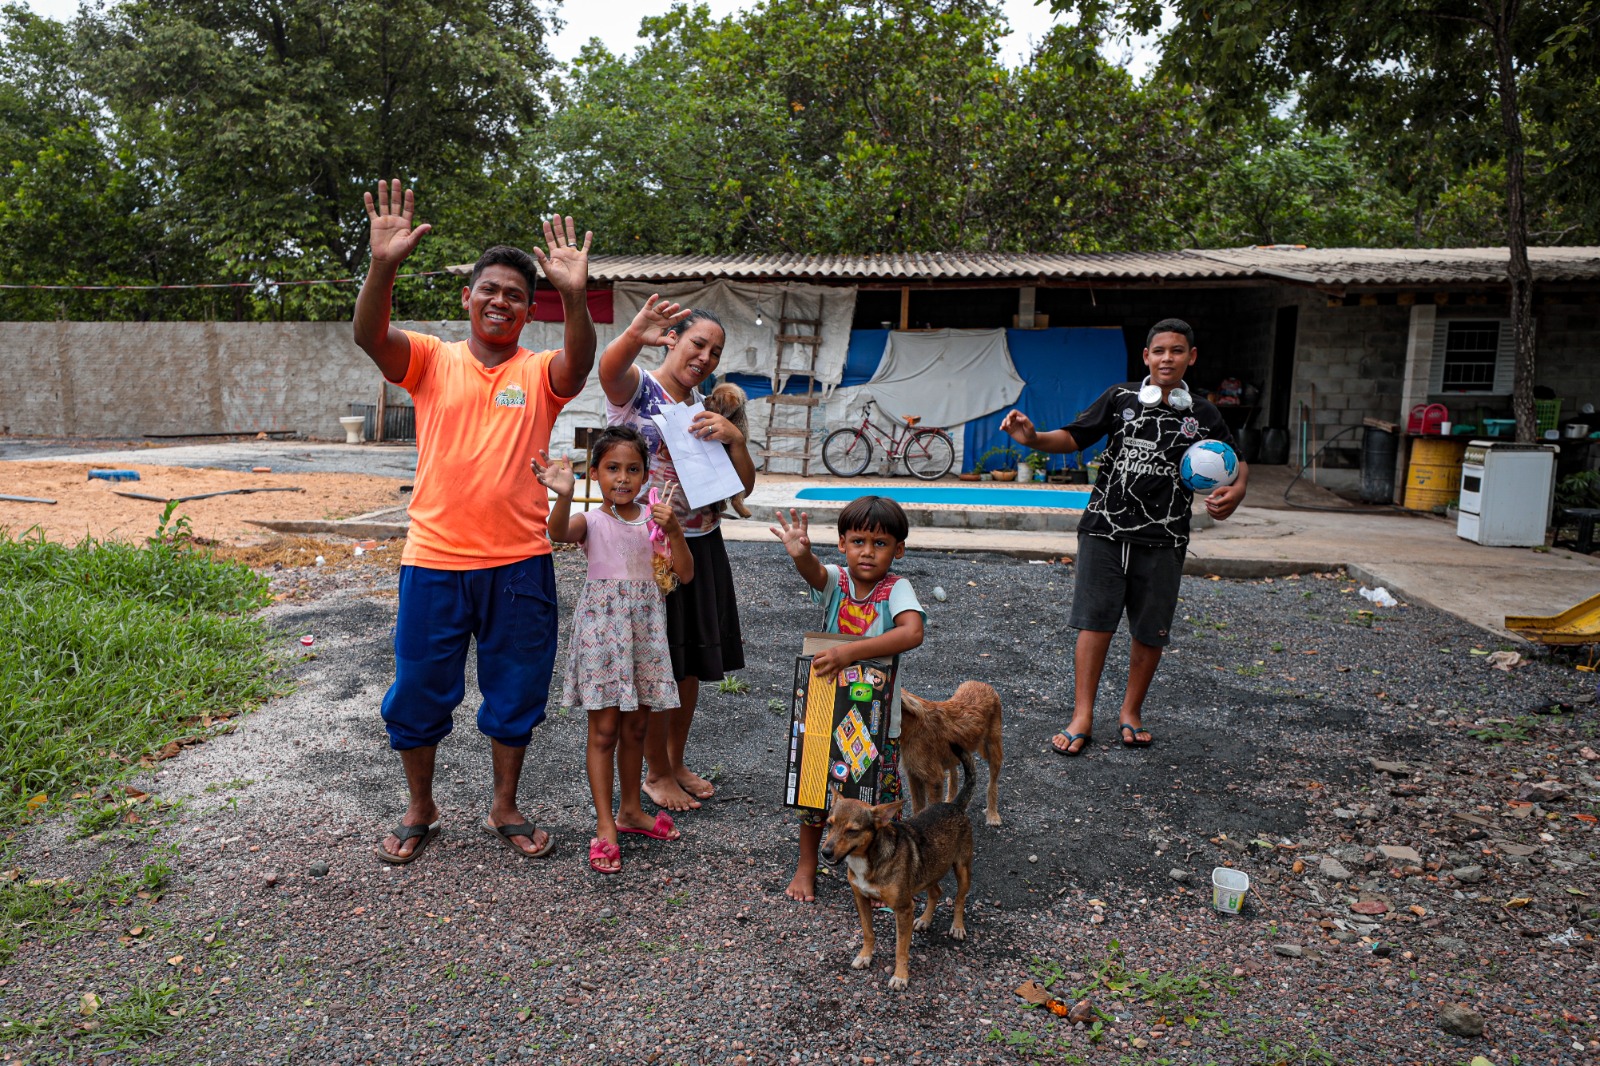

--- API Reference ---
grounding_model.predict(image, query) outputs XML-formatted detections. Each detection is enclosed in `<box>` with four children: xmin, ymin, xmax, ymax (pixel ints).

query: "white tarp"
<box><xmin>613</xmin><ymin>281</ymin><xmax>857</xmax><ymax>391</ymax></box>
<box><xmin>860</xmin><ymin>328</ymin><xmax>1024</xmax><ymax>429</ymax></box>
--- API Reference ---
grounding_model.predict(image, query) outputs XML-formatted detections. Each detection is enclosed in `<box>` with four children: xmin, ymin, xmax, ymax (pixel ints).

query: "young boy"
<box><xmin>770</xmin><ymin>496</ymin><xmax>926</xmax><ymax>902</ymax></box>
<box><xmin>1000</xmin><ymin>318</ymin><xmax>1247</xmax><ymax>755</ymax></box>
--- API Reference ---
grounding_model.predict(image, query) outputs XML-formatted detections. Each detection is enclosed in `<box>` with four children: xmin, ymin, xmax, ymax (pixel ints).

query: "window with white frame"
<box><xmin>1429</xmin><ymin>318</ymin><xmax>1513</xmax><ymax>395</ymax></box>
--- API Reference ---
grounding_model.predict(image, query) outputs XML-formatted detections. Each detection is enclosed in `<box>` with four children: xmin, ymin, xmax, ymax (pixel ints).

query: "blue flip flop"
<box><xmin>1052</xmin><ymin>731</ymin><xmax>1093</xmax><ymax>756</ymax></box>
<box><xmin>1119</xmin><ymin>723</ymin><xmax>1154</xmax><ymax>748</ymax></box>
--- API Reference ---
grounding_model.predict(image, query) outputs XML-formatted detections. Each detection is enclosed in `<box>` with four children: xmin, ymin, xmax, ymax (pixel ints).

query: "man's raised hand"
<box><xmin>770</xmin><ymin>509</ymin><xmax>813</xmax><ymax>560</ymax></box>
<box><xmin>364</xmin><ymin>179</ymin><xmax>431</xmax><ymax>266</ymax></box>
<box><xmin>534</xmin><ymin>215</ymin><xmax>593</xmax><ymax>297</ymax></box>
<box><xmin>531</xmin><ymin>450</ymin><xmax>575</xmax><ymax>498</ymax></box>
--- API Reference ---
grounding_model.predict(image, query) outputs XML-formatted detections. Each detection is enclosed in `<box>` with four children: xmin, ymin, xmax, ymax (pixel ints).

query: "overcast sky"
<box><xmin>17</xmin><ymin>0</ymin><xmax>1155</xmax><ymax>73</ymax></box>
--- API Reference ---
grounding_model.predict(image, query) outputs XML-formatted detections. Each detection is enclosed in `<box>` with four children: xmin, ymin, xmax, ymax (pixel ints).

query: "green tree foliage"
<box><xmin>1049</xmin><ymin>0</ymin><xmax>1600</xmax><ymax>439</ymax></box>
<box><xmin>79</xmin><ymin>0</ymin><xmax>557</xmax><ymax>320</ymax></box>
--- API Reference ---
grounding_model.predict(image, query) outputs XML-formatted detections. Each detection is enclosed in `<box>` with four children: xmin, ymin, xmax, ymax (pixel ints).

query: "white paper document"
<box><xmin>648</xmin><ymin>401</ymin><xmax>746</xmax><ymax>510</ymax></box>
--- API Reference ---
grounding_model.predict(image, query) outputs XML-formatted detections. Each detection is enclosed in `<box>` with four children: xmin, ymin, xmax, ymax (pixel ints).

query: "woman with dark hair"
<box><xmin>599</xmin><ymin>296</ymin><xmax>756</xmax><ymax>811</ymax></box>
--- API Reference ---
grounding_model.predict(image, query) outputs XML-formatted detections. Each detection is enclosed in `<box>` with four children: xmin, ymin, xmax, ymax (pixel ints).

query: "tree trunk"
<box><xmin>1488</xmin><ymin>0</ymin><xmax>1536</xmax><ymax>443</ymax></box>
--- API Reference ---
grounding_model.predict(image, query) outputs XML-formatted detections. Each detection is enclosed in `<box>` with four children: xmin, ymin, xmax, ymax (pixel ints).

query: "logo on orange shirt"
<box><xmin>493</xmin><ymin>383</ymin><xmax>527</xmax><ymax>409</ymax></box>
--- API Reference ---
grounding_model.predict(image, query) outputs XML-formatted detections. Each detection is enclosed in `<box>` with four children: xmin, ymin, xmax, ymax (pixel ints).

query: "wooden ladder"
<box><xmin>756</xmin><ymin>289</ymin><xmax>823</xmax><ymax>475</ymax></box>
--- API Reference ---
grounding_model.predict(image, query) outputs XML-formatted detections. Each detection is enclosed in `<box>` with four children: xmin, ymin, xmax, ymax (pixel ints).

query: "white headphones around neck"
<box><xmin>1138</xmin><ymin>375</ymin><xmax>1192</xmax><ymax>411</ymax></box>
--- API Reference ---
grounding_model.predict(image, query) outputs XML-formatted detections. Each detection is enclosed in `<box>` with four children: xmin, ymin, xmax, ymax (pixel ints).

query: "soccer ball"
<box><xmin>1180</xmin><ymin>439</ymin><xmax>1239</xmax><ymax>492</ymax></box>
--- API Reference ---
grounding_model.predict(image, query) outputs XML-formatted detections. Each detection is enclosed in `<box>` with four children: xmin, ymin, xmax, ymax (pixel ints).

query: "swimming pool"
<box><xmin>793</xmin><ymin>485</ymin><xmax>1091</xmax><ymax>509</ymax></box>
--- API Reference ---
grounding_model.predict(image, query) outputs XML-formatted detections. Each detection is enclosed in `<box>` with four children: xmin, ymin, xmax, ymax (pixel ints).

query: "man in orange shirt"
<box><xmin>354</xmin><ymin>180</ymin><xmax>595</xmax><ymax>864</ymax></box>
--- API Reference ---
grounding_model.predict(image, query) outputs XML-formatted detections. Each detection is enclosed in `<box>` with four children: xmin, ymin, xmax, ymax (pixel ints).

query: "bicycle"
<box><xmin>820</xmin><ymin>399</ymin><xmax>955</xmax><ymax>480</ymax></box>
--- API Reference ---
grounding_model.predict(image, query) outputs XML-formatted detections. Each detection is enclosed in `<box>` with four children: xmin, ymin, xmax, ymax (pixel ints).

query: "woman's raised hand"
<box><xmin>531</xmin><ymin>450</ymin><xmax>575</xmax><ymax>497</ymax></box>
<box><xmin>364</xmin><ymin>179</ymin><xmax>432</xmax><ymax>266</ymax></box>
<box><xmin>630</xmin><ymin>294</ymin><xmax>694</xmax><ymax>347</ymax></box>
<box><xmin>769</xmin><ymin>508</ymin><xmax>812</xmax><ymax>560</ymax></box>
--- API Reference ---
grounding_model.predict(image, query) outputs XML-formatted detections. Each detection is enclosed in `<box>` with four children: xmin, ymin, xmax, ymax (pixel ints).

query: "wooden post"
<box><xmin>375</xmin><ymin>379</ymin><xmax>387</xmax><ymax>443</ymax></box>
<box><xmin>898</xmin><ymin>286</ymin><xmax>910</xmax><ymax>331</ymax></box>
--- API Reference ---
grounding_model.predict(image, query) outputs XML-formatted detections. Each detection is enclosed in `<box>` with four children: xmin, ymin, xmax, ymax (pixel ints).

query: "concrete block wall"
<box><xmin>1285</xmin><ymin>290</ymin><xmax>1410</xmax><ymax>459</ymax></box>
<box><xmin>1533</xmin><ymin>299</ymin><xmax>1600</xmax><ymax>421</ymax></box>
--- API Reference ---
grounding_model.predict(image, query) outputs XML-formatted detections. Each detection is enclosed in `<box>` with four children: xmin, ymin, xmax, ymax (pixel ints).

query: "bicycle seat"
<box><xmin>903</xmin><ymin>415</ymin><xmax>921</xmax><ymax>426</ymax></box>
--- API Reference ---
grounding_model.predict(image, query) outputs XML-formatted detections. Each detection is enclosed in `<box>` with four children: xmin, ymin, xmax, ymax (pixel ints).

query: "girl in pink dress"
<box><xmin>535</xmin><ymin>427</ymin><xmax>694</xmax><ymax>874</ymax></box>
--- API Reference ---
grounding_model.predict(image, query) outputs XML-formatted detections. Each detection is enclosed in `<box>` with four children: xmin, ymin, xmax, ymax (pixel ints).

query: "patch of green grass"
<box><xmin>0</xmin><ymin>529</ymin><xmax>279</xmax><ymax>825</ymax></box>
<box><xmin>1468</xmin><ymin>716</ymin><xmax>1538</xmax><ymax>744</ymax></box>
<box><xmin>715</xmin><ymin>674</ymin><xmax>751</xmax><ymax>695</ymax></box>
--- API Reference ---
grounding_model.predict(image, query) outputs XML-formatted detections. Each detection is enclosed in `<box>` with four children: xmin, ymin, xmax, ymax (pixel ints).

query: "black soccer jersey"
<box><xmin>1063</xmin><ymin>383</ymin><xmax>1236</xmax><ymax>548</ymax></box>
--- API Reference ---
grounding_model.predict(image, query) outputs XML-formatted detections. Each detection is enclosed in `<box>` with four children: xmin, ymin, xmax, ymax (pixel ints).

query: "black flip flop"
<box><xmin>1119</xmin><ymin>723</ymin><xmax>1154</xmax><ymax>748</ymax></box>
<box><xmin>1052</xmin><ymin>731</ymin><xmax>1093</xmax><ymax>756</ymax></box>
<box><xmin>483</xmin><ymin>819</ymin><xmax>555</xmax><ymax>858</ymax></box>
<box><xmin>374</xmin><ymin>820</ymin><xmax>440</xmax><ymax>864</ymax></box>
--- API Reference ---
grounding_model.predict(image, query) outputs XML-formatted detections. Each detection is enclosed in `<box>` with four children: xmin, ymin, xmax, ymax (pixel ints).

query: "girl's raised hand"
<box><xmin>531</xmin><ymin>450</ymin><xmax>575</xmax><ymax>497</ymax></box>
<box><xmin>769</xmin><ymin>508</ymin><xmax>812</xmax><ymax>560</ymax></box>
<box><xmin>650</xmin><ymin>484</ymin><xmax>683</xmax><ymax>535</ymax></box>
<box><xmin>630</xmin><ymin>294</ymin><xmax>693</xmax><ymax>347</ymax></box>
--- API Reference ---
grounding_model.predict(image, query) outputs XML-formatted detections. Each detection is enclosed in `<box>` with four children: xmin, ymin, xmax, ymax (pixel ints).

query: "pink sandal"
<box><xmin>618</xmin><ymin>811</ymin><xmax>679</xmax><ymax>842</ymax></box>
<box><xmin>587</xmin><ymin>837</ymin><xmax>621</xmax><ymax>875</ymax></box>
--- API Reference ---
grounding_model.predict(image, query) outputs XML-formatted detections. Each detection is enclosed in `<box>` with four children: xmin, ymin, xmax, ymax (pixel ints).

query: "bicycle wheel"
<box><xmin>903</xmin><ymin>429</ymin><xmax>955</xmax><ymax>480</ymax></box>
<box><xmin>822</xmin><ymin>428</ymin><xmax>874</xmax><ymax>477</ymax></box>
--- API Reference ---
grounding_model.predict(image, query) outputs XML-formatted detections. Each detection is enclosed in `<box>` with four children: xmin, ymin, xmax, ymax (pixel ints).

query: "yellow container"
<box><xmin>1404</xmin><ymin>436</ymin><xmax>1466</xmax><ymax>511</ymax></box>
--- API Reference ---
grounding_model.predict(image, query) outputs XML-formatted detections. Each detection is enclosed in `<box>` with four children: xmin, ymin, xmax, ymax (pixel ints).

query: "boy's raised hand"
<box><xmin>999</xmin><ymin>409</ymin><xmax>1038</xmax><ymax>446</ymax></box>
<box><xmin>531</xmin><ymin>450</ymin><xmax>575</xmax><ymax>497</ymax></box>
<box><xmin>364</xmin><ymin>179</ymin><xmax>431</xmax><ymax>266</ymax></box>
<box><xmin>630</xmin><ymin>294</ymin><xmax>693</xmax><ymax>347</ymax></box>
<box><xmin>769</xmin><ymin>508</ymin><xmax>813</xmax><ymax>560</ymax></box>
<box><xmin>533</xmin><ymin>215</ymin><xmax>593</xmax><ymax>297</ymax></box>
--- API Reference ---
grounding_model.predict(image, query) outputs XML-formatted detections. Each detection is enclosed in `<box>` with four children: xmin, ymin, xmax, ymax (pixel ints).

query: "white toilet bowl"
<box><xmin>338</xmin><ymin>415</ymin><xmax>366</xmax><ymax>445</ymax></box>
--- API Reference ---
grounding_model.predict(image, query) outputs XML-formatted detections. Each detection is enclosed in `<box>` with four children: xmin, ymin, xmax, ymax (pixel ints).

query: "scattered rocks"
<box><xmin>262</xmin><ymin>869</ymin><xmax>279</xmax><ymax>886</ymax></box>
<box><xmin>1318</xmin><ymin>857</ymin><xmax>1353</xmax><ymax>881</ymax></box>
<box><xmin>309</xmin><ymin>860</ymin><xmax>329</xmax><ymax>878</ymax></box>
<box><xmin>1168</xmin><ymin>868</ymin><xmax>1192</xmax><ymax>883</ymax></box>
<box><xmin>1449</xmin><ymin>865</ymin><xmax>1487</xmax><ymax>884</ymax></box>
<box><xmin>1438</xmin><ymin>1003</ymin><xmax>1486</xmax><ymax>1038</ymax></box>
<box><xmin>1272</xmin><ymin>944</ymin><xmax>1303</xmax><ymax>958</ymax></box>
<box><xmin>1516</xmin><ymin>780</ymin><xmax>1571</xmax><ymax>803</ymax></box>
<box><xmin>597</xmin><ymin>907</ymin><xmax>614</xmax><ymax>920</ymax></box>
<box><xmin>1370</xmin><ymin>759</ymin><xmax>1412</xmax><ymax>777</ymax></box>
<box><xmin>1378</xmin><ymin>845</ymin><xmax>1422</xmax><ymax>864</ymax></box>
<box><xmin>1433</xmin><ymin>936</ymin><xmax>1472</xmax><ymax>955</ymax></box>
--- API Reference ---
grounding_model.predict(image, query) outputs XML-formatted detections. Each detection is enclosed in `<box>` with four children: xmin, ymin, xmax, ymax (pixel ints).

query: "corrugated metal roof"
<box><xmin>445</xmin><ymin>247</ymin><xmax>1600</xmax><ymax>286</ymax></box>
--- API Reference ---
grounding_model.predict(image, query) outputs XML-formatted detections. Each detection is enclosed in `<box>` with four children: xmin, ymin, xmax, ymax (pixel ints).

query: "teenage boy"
<box><xmin>354</xmin><ymin>179</ymin><xmax>595</xmax><ymax>863</ymax></box>
<box><xmin>1000</xmin><ymin>318</ymin><xmax>1247</xmax><ymax>755</ymax></box>
<box><xmin>770</xmin><ymin>497</ymin><xmax>926</xmax><ymax>902</ymax></box>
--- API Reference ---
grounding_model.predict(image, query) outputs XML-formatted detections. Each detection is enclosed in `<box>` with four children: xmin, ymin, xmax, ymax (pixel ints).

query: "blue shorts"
<box><xmin>380</xmin><ymin>556</ymin><xmax>559</xmax><ymax>750</ymax></box>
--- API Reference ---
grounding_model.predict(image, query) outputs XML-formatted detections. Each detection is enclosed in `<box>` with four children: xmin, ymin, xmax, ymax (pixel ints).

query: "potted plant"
<box><xmin>980</xmin><ymin>444</ymin><xmax>1022</xmax><ymax>481</ymax></box>
<box><xmin>1025</xmin><ymin>450</ymin><xmax>1049</xmax><ymax>483</ymax></box>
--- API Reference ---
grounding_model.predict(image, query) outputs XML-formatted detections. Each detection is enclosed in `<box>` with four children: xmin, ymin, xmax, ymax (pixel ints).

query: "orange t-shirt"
<box><xmin>397</xmin><ymin>331</ymin><xmax>573</xmax><ymax>569</ymax></box>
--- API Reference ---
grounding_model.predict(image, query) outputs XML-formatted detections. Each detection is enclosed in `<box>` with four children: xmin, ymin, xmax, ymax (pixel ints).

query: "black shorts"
<box><xmin>1069</xmin><ymin>533</ymin><xmax>1186</xmax><ymax>647</ymax></box>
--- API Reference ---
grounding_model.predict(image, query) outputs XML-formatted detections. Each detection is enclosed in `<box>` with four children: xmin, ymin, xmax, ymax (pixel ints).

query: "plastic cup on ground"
<box><xmin>1212</xmin><ymin>867</ymin><xmax>1249</xmax><ymax>914</ymax></box>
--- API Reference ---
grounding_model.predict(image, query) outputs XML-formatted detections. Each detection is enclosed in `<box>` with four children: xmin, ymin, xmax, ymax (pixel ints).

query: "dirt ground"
<box><xmin>0</xmin><ymin>461</ymin><xmax>410</xmax><ymax>545</ymax></box>
<box><xmin>4</xmin><ymin>541</ymin><xmax>1597</xmax><ymax>1065</ymax></box>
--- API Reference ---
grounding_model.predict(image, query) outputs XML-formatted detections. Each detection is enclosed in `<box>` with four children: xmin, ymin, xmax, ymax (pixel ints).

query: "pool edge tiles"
<box><xmin>793</xmin><ymin>484</ymin><xmax>1091</xmax><ymax>510</ymax></box>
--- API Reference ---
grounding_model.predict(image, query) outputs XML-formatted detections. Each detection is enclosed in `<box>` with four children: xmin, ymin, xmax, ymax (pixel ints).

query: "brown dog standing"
<box><xmin>820</xmin><ymin>746</ymin><xmax>975</xmax><ymax>990</ymax></box>
<box><xmin>702</xmin><ymin>381</ymin><xmax>752</xmax><ymax>518</ymax></box>
<box><xmin>899</xmin><ymin>682</ymin><xmax>1003</xmax><ymax>826</ymax></box>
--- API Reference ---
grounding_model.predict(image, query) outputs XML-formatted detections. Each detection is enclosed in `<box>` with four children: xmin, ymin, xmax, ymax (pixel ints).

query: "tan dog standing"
<box><xmin>702</xmin><ymin>381</ymin><xmax>752</xmax><ymax>518</ymax></box>
<box><xmin>899</xmin><ymin>682</ymin><xmax>1003</xmax><ymax>826</ymax></box>
<box><xmin>820</xmin><ymin>746</ymin><xmax>975</xmax><ymax>990</ymax></box>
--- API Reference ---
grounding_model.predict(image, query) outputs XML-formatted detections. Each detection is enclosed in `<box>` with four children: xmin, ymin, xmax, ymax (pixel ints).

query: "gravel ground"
<box><xmin>3</xmin><ymin>541</ymin><xmax>1598</xmax><ymax>1065</ymax></box>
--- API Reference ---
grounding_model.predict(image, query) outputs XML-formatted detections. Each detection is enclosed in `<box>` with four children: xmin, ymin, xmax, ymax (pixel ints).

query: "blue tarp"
<box><xmin>727</xmin><ymin>327</ymin><xmax>1124</xmax><ymax>474</ymax></box>
<box><xmin>962</xmin><ymin>328</ymin><xmax>1125</xmax><ymax>473</ymax></box>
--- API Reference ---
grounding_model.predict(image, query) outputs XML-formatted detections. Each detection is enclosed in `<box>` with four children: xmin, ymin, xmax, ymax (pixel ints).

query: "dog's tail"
<box><xmin>949</xmin><ymin>743</ymin><xmax>977</xmax><ymax>811</ymax></box>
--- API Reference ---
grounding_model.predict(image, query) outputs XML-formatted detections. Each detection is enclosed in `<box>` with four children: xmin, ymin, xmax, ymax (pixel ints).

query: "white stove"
<box><xmin>1456</xmin><ymin>439</ymin><xmax>1558</xmax><ymax>546</ymax></box>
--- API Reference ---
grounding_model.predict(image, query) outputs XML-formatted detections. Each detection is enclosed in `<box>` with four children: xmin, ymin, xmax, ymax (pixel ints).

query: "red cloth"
<box><xmin>533</xmin><ymin>288</ymin><xmax>613</xmax><ymax>323</ymax></box>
